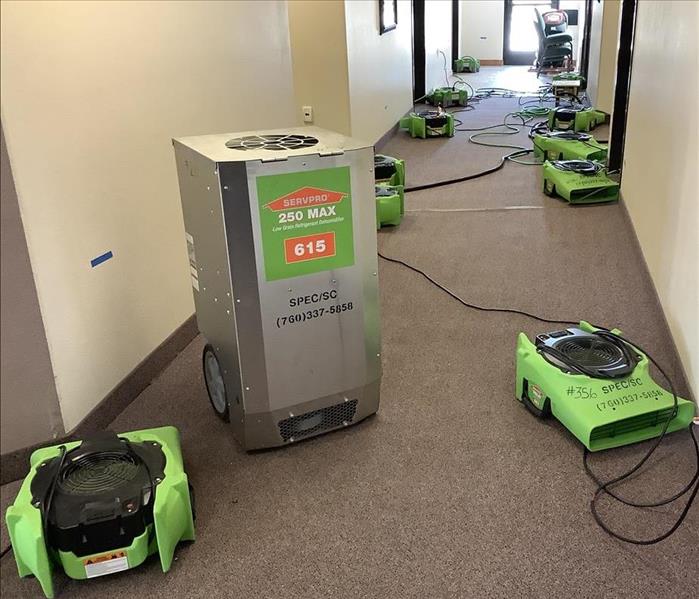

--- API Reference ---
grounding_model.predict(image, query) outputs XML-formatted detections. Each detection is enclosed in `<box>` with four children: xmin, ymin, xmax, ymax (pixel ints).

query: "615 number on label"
<box><xmin>284</xmin><ymin>232</ymin><xmax>336</xmax><ymax>264</ymax></box>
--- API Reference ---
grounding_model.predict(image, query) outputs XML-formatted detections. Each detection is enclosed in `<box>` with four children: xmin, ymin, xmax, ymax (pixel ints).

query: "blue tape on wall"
<box><xmin>90</xmin><ymin>251</ymin><xmax>114</xmax><ymax>268</ymax></box>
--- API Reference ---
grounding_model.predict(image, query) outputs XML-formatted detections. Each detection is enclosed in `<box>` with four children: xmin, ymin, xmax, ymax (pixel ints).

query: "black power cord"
<box><xmin>576</xmin><ymin>331</ymin><xmax>699</xmax><ymax>545</ymax></box>
<box><xmin>378</xmin><ymin>251</ymin><xmax>578</xmax><ymax>325</ymax></box>
<box><xmin>404</xmin><ymin>153</ymin><xmax>518</xmax><ymax>193</ymax></box>
<box><xmin>404</xmin><ymin>113</ymin><xmax>539</xmax><ymax>193</ymax></box>
<box><xmin>404</xmin><ymin>106</ymin><xmax>569</xmax><ymax>193</ymax></box>
<box><xmin>378</xmin><ymin>250</ymin><xmax>698</xmax><ymax>544</ymax></box>
<box><xmin>121</xmin><ymin>437</ymin><xmax>156</xmax><ymax>508</ymax></box>
<box><xmin>41</xmin><ymin>445</ymin><xmax>67</xmax><ymax>545</ymax></box>
<box><xmin>1</xmin><ymin>444</ymin><xmax>68</xmax><ymax>562</ymax></box>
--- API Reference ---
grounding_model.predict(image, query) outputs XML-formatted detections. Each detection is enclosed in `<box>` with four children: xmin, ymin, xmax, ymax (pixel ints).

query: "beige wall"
<box><xmin>621</xmin><ymin>1</ymin><xmax>698</xmax><ymax>396</ymax></box>
<box><xmin>596</xmin><ymin>0</ymin><xmax>620</xmax><ymax>114</ymax></box>
<box><xmin>289</xmin><ymin>0</ymin><xmax>413</xmax><ymax>144</ymax></box>
<box><xmin>1</xmin><ymin>124</ymin><xmax>63</xmax><ymax>453</ymax></box>
<box><xmin>424</xmin><ymin>0</ymin><xmax>454</xmax><ymax>91</ymax></box>
<box><xmin>289</xmin><ymin>0</ymin><xmax>352</xmax><ymax>135</ymax></box>
<box><xmin>460</xmin><ymin>0</ymin><xmax>505</xmax><ymax>61</ymax></box>
<box><xmin>587</xmin><ymin>0</ymin><xmax>620</xmax><ymax>113</ymax></box>
<box><xmin>345</xmin><ymin>0</ymin><xmax>413</xmax><ymax>143</ymax></box>
<box><xmin>1</xmin><ymin>1</ymin><xmax>296</xmax><ymax>431</ymax></box>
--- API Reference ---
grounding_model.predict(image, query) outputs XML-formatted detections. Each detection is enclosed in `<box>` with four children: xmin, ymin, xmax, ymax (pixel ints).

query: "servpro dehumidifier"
<box><xmin>542</xmin><ymin>159</ymin><xmax>619</xmax><ymax>203</ymax></box>
<box><xmin>173</xmin><ymin>127</ymin><xmax>381</xmax><ymax>449</ymax></box>
<box><xmin>399</xmin><ymin>110</ymin><xmax>455</xmax><ymax>138</ymax></box>
<box><xmin>516</xmin><ymin>322</ymin><xmax>695</xmax><ymax>451</ymax></box>
<box><xmin>533</xmin><ymin>130</ymin><xmax>607</xmax><ymax>162</ymax></box>
<box><xmin>5</xmin><ymin>427</ymin><xmax>194</xmax><ymax>598</ymax></box>
<box><xmin>375</xmin><ymin>184</ymin><xmax>403</xmax><ymax>228</ymax></box>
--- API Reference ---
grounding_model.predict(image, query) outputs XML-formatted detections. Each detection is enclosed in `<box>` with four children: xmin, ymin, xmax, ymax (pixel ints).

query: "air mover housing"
<box><xmin>533</xmin><ymin>131</ymin><xmax>608</xmax><ymax>162</ymax></box>
<box><xmin>548</xmin><ymin>107</ymin><xmax>606</xmax><ymax>132</ymax></box>
<box><xmin>374</xmin><ymin>154</ymin><xmax>405</xmax><ymax>187</ymax></box>
<box><xmin>399</xmin><ymin>110</ymin><xmax>455</xmax><ymax>138</ymax></box>
<box><xmin>5</xmin><ymin>426</ymin><xmax>194</xmax><ymax>598</ymax></box>
<box><xmin>516</xmin><ymin>322</ymin><xmax>696</xmax><ymax>451</ymax></box>
<box><xmin>454</xmin><ymin>56</ymin><xmax>480</xmax><ymax>73</ymax></box>
<box><xmin>542</xmin><ymin>160</ymin><xmax>619</xmax><ymax>203</ymax></box>
<box><xmin>375</xmin><ymin>184</ymin><xmax>403</xmax><ymax>229</ymax></box>
<box><xmin>426</xmin><ymin>87</ymin><xmax>468</xmax><ymax>107</ymax></box>
<box><xmin>174</xmin><ymin>127</ymin><xmax>381</xmax><ymax>449</ymax></box>
<box><xmin>552</xmin><ymin>71</ymin><xmax>586</xmax><ymax>89</ymax></box>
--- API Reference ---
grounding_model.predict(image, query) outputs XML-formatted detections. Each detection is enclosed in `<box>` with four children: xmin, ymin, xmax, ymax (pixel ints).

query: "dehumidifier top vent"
<box><xmin>225</xmin><ymin>134</ymin><xmax>319</xmax><ymax>152</ymax></box>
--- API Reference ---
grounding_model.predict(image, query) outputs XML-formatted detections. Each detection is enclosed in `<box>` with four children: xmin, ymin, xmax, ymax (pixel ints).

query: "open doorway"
<box><xmin>504</xmin><ymin>0</ymin><xmax>559</xmax><ymax>66</ymax></box>
<box><xmin>452</xmin><ymin>0</ymin><xmax>630</xmax><ymax>172</ymax></box>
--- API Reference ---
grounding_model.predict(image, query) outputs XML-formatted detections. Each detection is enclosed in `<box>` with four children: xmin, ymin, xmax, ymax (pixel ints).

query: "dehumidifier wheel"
<box><xmin>202</xmin><ymin>344</ymin><xmax>230</xmax><ymax>422</ymax></box>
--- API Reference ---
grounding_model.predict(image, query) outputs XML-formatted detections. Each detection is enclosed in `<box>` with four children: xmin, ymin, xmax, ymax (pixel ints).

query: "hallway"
<box><xmin>3</xmin><ymin>94</ymin><xmax>696</xmax><ymax>599</ymax></box>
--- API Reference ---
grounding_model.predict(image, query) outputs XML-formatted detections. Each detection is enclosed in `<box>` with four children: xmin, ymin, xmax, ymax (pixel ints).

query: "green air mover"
<box><xmin>426</xmin><ymin>87</ymin><xmax>468</xmax><ymax>107</ymax></box>
<box><xmin>454</xmin><ymin>56</ymin><xmax>480</xmax><ymax>73</ymax></box>
<box><xmin>5</xmin><ymin>426</ymin><xmax>195</xmax><ymax>598</ymax></box>
<box><xmin>533</xmin><ymin>130</ymin><xmax>608</xmax><ymax>162</ymax></box>
<box><xmin>552</xmin><ymin>71</ymin><xmax>586</xmax><ymax>89</ymax></box>
<box><xmin>542</xmin><ymin>160</ymin><xmax>619</xmax><ymax>203</ymax></box>
<box><xmin>516</xmin><ymin>322</ymin><xmax>696</xmax><ymax>451</ymax></box>
<box><xmin>374</xmin><ymin>153</ymin><xmax>406</xmax><ymax>187</ymax></box>
<box><xmin>399</xmin><ymin>109</ymin><xmax>455</xmax><ymax>139</ymax></box>
<box><xmin>375</xmin><ymin>184</ymin><xmax>403</xmax><ymax>228</ymax></box>
<box><xmin>548</xmin><ymin>107</ymin><xmax>606</xmax><ymax>132</ymax></box>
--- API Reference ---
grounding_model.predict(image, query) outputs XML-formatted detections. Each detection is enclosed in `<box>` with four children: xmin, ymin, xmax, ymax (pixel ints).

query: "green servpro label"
<box><xmin>256</xmin><ymin>166</ymin><xmax>355</xmax><ymax>281</ymax></box>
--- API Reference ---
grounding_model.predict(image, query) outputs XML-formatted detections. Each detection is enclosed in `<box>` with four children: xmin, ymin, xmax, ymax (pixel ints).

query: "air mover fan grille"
<box><xmin>418</xmin><ymin>110</ymin><xmax>448</xmax><ymax>128</ymax></box>
<box><xmin>553</xmin><ymin>337</ymin><xmax>626</xmax><ymax>369</ymax></box>
<box><xmin>278</xmin><ymin>399</ymin><xmax>358</xmax><ymax>442</ymax></box>
<box><xmin>225</xmin><ymin>134</ymin><xmax>319</xmax><ymax>152</ymax></box>
<box><xmin>59</xmin><ymin>452</ymin><xmax>141</xmax><ymax>495</ymax></box>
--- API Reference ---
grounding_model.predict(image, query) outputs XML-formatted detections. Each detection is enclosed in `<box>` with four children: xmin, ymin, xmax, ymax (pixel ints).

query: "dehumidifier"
<box><xmin>173</xmin><ymin>127</ymin><xmax>381</xmax><ymax>449</ymax></box>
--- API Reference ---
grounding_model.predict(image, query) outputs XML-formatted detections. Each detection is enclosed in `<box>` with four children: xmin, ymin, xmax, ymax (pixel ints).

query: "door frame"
<box><xmin>578</xmin><ymin>0</ymin><xmax>594</xmax><ymax>80</ymax></box>
<box><xmin>451</xmin><ymin>0</ymin><xmax>460</xmax><ymax>66</ymax></box>
<box><xmin>412</xmin><ymin>0</ymin><xmax>425</xmax><ymax>101</ymax></box>
<box><xmin>607</xmin><ymin>0</ymin><xmax>638</xmax><ymax>174</ymax></box>
<box><xmin>503</xmin><ymin>0</ymin><xmax>559</xmax><ymax>66</ymax></box>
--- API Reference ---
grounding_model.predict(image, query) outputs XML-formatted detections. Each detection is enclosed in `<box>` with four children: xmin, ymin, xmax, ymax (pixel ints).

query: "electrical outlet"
<box><xmin>302</xmin><ymin>106</ymin><xmax>313</xmax><ymax>123</ymax></box>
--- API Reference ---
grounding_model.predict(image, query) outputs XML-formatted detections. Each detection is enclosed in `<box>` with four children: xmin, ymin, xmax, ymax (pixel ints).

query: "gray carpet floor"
<box><xmin>2</xmin><ymin>96</ymin><xmax>697</xmax><ymax>598</ymax></box>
